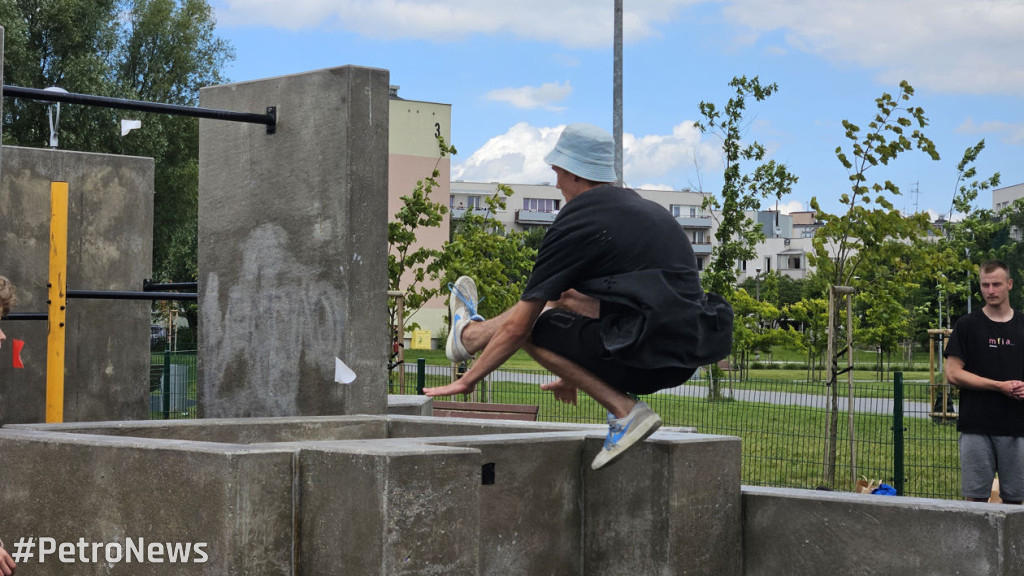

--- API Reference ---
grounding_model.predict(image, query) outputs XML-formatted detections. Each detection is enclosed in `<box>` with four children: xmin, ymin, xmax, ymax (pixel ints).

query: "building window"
<box><xmin>467</xmin><ymin>195</ymin><xmax>483</xmax><ymax>209</ymax></box>
<box><xmin>696</xmin><ymin>257</ymin><xmax>704</xmax><ymax>271</ymax></box>
<box><xmin>692</xmin><ymin>230</ymin><xmax>706</xmax><ymax>244</ymax></box>
<box><xmin>523</xmin><ymin>198</ymin><xmax>559</xmax><ymax>212</ymax></box>
<box><xmin>764</xmin><ymin>257</ymin><xmax>771</xmax><ymax>273</ymax></box>
<box><xmin>788</xmin><ymin>256</ymin><xmax>801</xmax><ymax>269</ymax></box>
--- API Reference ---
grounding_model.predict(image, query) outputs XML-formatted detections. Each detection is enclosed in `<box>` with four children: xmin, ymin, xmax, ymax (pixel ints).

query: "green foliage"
<box><xmin>809</xmin><ymin>81</ymin><xmax>939</xmax><ymax>289</ymax></box>
<box><xmin>696</xmin><ymin>76</ymin><xmax>798</xmax><ymax>297</ymax></box>
<box><xmin>1</xmin><ymin>0</ymin><xmax>233</xmax><ymax>306</ymax></box>
<box><xmin>440</xmin><ymin>185</ymin><xmax>537</xmax><ymax>319</ymax></box>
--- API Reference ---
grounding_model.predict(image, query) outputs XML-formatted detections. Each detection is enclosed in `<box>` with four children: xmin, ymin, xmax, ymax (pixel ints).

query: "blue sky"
<box><xmin>209</xmin><ymin>0</ymin><xmax>1024</xmax><ymax>219</ymax></box>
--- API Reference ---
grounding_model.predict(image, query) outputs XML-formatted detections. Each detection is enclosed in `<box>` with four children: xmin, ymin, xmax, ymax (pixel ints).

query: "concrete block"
<box><xmin>297</xmin><ymin>442</ymin><xmax>480</xmax><ymax>575</ymax></box>
<box><xmin>743</xmin><ymin>486</ymin><xmax>1024</xmax><ymax>576</ymax></box>
<box><xmin>388</xmin><ymin>394</ymin><xmax>432</xmax><ymax>416</ymax></box>
<box><xmin>584</xmin><ymin>432</ymin><xmax>743</xmax><ymax>576</ymax></box>
<box><xmin>0</xmin><ymin>146</ymin><xmax>153</xmax><ymax>423</ymax></box>
<box><xmin>433</xmin><ymin>434</ymin><xmax>587</xmax><ymax>575</ymax></box>
<box><xmin>198</xmin><ymin>66</ymin><xmax>390</xmax><ymax>418</ymax></box>
<box><xmin>0</xmin><ymin>429</ymin><xmax>294</xmax><ymax>575</ymax></box>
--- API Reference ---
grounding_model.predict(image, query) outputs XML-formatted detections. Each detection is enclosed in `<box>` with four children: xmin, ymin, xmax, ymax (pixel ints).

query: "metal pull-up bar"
<box><xmin>2</xmin><ymin>85</ymin><xmax>277</xmax><ymax>134</ymax></box>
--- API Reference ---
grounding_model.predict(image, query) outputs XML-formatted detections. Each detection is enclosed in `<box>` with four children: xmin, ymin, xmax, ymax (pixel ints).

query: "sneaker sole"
<box><xmin>591</xmin><ymin>414</ymin><xmax>662</xmax><ymax>470</ymax></box>
<box><xmin>445</xmin><ymin>277</ymin><xmax>475</xmax><ymax>363</ymax></box>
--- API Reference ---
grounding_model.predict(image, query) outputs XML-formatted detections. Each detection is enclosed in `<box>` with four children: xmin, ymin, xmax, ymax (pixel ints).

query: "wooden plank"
<box><xmin>432</xmin><ymin>401</ymin><xmax>539</xmax><ymax>421</ymax></box>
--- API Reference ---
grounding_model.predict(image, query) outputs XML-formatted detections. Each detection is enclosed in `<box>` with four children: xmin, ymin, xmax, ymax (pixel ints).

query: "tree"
<box><xmin>696</xmin><ymin>76</ymin><xmax>798</xmax><ymax>298</ymax></box>
<box><xmin>439</xmin><ymin>185</ymin><xmax>537</xmax><ymax>321</ymax></box>
<box><xmin>809</xmin><ymin>80</ymin><xmax>940</xmax><ymax>486</ymax></box>
<box><xmin>1</xmin><ymin>0</ymin><xmax>233</xmax><ymax>326</ymax></box>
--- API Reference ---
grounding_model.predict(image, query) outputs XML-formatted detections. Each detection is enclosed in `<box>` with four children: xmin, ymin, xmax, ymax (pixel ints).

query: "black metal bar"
<box><xmin>3</xmin><ymin>312</ymin><xmax>47</xmax><ymax>321</ymax></box>
<box><xmin>2</xmin><ymin>85</ymin><xmax>277</xmax><ymax>134</ymax></box>
<box><xmin>67</xmin><ymin>290</ymin><xmax>197</xmax><ymax>301</ymax></box>
<box><xmin>143</xmin><ymin>280</ymin><xmax>198</xmax><ymax>292</ymax></box>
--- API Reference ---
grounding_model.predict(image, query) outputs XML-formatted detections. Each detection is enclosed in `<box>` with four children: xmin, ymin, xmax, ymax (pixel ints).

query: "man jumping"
<box><xmin>425</xmin><ymin>123</ymin><xmax>732</xmax><ymax>469</ymax></box>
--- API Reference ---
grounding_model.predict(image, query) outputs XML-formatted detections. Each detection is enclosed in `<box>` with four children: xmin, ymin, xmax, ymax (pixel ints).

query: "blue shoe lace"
<box><xmin>603</xmin><ymin>413</ymin><xmax>629</xmax><ymax>449</ymax></box>
<box><xmin>448</xmin><ymin>282</ymin><xmax>485</xmax><ymax>321</ymax></box>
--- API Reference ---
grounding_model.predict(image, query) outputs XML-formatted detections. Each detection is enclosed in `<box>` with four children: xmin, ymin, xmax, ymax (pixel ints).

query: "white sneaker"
<box><xmin>445</xmin><ymin>276</ymin><xmax>484</xmax><ymax>363</ymax></box>
<box><xmin>591</xmin><ymin>402</ymin><xmax>662</xmax><ymax>470</ymax></box>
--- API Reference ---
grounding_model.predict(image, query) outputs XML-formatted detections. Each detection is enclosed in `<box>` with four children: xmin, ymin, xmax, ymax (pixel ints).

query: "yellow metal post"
<box><xmin>46</xmin><ymin>182</ymin><xmax>69</xmax><ymax>423</ymax></box>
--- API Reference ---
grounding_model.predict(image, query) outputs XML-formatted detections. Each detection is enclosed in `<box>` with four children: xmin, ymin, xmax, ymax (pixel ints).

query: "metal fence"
<box><xmin>389</xmin><ymin>363</ymin><xmax>962</xmax><ymax>500</ymax></box>
<box><xmin>149</xmin><ymin>350</ymin><xmax>198</xmax><ymax>419</ymax></box>
<box><xmin>149</xmin><ymin>354</ymin><xmax>961</xmax><ymax>500</ymax></box>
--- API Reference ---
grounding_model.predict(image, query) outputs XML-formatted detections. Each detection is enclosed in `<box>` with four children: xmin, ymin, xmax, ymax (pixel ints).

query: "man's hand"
<box><xmin>1008</xmin><ymin>380</ymin><xmax>1024</xmax><ymax>400</ymax></box>
<box><xmin>0</xmin><ymin>545</ymin><xmax>15</xmax><ymax>575</ymax></box>
<box><xmin>540</xmin><ymin>378</ymin><xmax>578</xmax><ymax>405</ymax></box>
<box><xmin>424</xmin><ymin>378</ymin><xmax>476</xmax><ymax>398</ymax></box>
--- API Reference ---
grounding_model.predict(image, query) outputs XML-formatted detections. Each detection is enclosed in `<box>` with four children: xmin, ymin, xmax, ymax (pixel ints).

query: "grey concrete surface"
<box><xmin>585</xmin><ymin>433</ymin><xmax>743</xmax><ymax>576</ymax></box>
<box><xmin>198</xmin><ymin>66</ymin><xmax>390</xmax><ymax>418</ymax></box>
<box><xmin>1</xmin><ymin>415</ymin><xmax>741</xmax><ymax>575</ymax></box>
<box><xmin>0</xmin><ymin>146</ymin><xmax>153</xmax><ymax>423</ymax></box>
<box><xmin>0</xmin><ymin>428</ymin><xmax>295</xmax><ymax>575</ymax></box>
<box><xmin>743</xmin><ymin>486</ymin><xmax>1024</xmax><ymax>575</ymax></box>
<box><xmin>387</xmin><ymin>394</ymin><xmax>433</xmax><ymax>416</ymax></box>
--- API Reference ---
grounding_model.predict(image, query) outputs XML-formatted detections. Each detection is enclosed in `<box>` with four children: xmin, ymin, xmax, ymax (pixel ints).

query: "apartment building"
<box><xmin>388</xmin><ymin>87</ymin><xmax>452</xmax><ymax>337</ymax></box>
<box><xmin>452</xmin><ymin>181</ymin><xmax>818</xmax><ymax>285</ymax></box>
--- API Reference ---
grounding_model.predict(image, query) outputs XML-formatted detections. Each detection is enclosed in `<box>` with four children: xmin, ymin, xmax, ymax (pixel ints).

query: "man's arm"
<box><xmin>945</xmin><ymin>355</ymin><xmax>1024</xmax><ymax>398</ymax></box>
<box><xmin>424</xmin><ymin>299</ymin><xmax>545</xmax><ymax>397</ymax></box>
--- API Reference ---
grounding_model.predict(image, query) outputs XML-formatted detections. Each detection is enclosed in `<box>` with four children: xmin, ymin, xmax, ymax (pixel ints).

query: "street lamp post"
<box><xmin>755</xmin><ymin>267</ymin><xmax>762</xmax><ymax>301</ymax></box>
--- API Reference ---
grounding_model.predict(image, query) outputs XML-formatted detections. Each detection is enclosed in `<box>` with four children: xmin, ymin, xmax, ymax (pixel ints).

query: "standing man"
<box><xmin>945</xmin><ymin>260</ymin><xmax>1024</xmax><ymax>504</ymax></box>
<box><xmin>425</xmin><ymin>123</ymin><xmax>732</xmax><ymax>469</ymax></box>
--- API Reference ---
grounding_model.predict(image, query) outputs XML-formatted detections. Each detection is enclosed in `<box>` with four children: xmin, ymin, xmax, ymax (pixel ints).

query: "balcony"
<box><xmin>515</xmin><ymin>209</ymin><xmax>558</xmax><ymax>226</ymax></box>
<box><xmin>675</xmin><ymin>216</ymin><xmax>712</xmax><ymax>228</ymax></box>
<box><xmin>691</xmin><ymin>241</ymin><xmax>712</xmax><ymax>255</ymax></box>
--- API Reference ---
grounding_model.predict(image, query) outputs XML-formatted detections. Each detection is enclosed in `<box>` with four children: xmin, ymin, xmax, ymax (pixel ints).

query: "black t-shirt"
<box><xmin>522</xmin><ymin>185</ymin><xmax>732</xmax><ymax>369</ymax></box>
<box><xmin>944</xmin><ymin>308</ymin><xmax>1024</xmax><ymax>436</ymax></box>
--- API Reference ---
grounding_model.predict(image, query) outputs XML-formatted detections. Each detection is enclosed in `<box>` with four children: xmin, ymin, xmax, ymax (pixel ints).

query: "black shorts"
<box><xmin>531</xmin><ymin>308</ymin><xmax>695</xmax><ymax>396</ymax></box>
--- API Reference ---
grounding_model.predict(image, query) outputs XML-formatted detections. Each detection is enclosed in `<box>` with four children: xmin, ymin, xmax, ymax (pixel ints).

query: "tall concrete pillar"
<box><xmin>198</xmin><ymin>66</ymin><xmax>390</xmax><ymax>417</ymax></box>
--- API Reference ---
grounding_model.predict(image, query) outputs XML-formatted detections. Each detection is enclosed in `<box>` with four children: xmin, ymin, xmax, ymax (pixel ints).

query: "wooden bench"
<box><xmin>432</xmin><ymin>401</ymin><xmax>540</xmax><ymax>422</ymax></box>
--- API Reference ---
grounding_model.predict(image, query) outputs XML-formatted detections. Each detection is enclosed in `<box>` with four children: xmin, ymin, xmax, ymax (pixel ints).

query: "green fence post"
<box><xmin>893</xmin><ymin>371</ymin><xmax>905</xmax><ymax>495</ymax></box>
<box><xmin>162</xmin><ymin>349</ymin><xmax>171</xmax><ymax>419</ymax></box>
<box><xmin>417</xmin><ymin>358</ymin><xmax>426</xmax><ymax>395</ymax></box>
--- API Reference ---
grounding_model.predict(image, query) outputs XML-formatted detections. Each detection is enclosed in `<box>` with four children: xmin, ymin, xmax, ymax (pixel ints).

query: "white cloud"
<box><xmin>722</xmin><ymin>0</ymin><xmax>1024</xmax><ymax>95</ymax></box>
<box><xmin>214</xmin><ymin>0</ymin><xmax>699</xmax><ymax>48</ymax></box>
<box><xmin>484</xmin><ymin>81</ymin><xmax>572</xmax><ymax>111</ymax></box>
<box><xmin>452</xmin><ymin>121</ymin><xmax>722</xmax><ymax>189</ymax></box>
<box><xmin>452</xmin><ymin>122</ymin><xmax>564</xmax><ymax>184</ymax></box>
<box><xmin>776</xmin><ymin>200</ymin><xmax>805</xmax><ymax>214</ymax></box>
<box><xmin>957</xmin><ymin>117</ymin><xmax>1024</xmax><ymax>145</ymax></box>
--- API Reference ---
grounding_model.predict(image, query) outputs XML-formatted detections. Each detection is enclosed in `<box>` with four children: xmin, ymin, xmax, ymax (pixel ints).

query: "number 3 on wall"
<box><xmin>435</xmin><ymin>122</ymin><xmax>441</xmax><ymax>138</ymax></box>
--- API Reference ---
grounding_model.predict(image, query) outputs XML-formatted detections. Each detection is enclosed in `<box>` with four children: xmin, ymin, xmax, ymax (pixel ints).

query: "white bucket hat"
<box><xmin>543</xmin><ymin>123</ymin><xmax>618</xmax><ymax>183</ymax></box>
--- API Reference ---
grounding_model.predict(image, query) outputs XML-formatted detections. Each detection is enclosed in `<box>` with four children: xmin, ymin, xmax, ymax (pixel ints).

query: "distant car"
<box><xmin>151</xmin><ymin>325</ymin><xmax>167</xmax><ymax>343</ymax></box>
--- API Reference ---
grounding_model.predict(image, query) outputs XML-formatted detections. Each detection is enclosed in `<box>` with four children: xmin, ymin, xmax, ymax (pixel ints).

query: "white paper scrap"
<box><xmin>121</xmin><ymin>119</ymin><xmax>142</xmax><ymax>136</ymax></box>
<box><xmin>335</xmin><ymin>357</ymin><xmax>356</xmax><ymax>384</ymax></box>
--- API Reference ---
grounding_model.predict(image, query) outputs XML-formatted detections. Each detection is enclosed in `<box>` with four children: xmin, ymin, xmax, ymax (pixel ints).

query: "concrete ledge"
<box><xmin>386</xmin><ymin>394</ymin><xmax>432</xmax><ymax>416</ymax></box>
<box><xmin>742</xmin><ymin>486</ymin><xmax>1024</xmax><ymax>576</ymax></box>
<box><xmin>7</xmin><ymin>415</ymin><xmax>386</xmax><ymax>443</ymax></box>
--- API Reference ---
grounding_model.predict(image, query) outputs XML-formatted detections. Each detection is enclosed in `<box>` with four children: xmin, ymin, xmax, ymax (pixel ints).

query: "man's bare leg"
<box><xmin>525</xmin><ymin>342</ymin><xmax>634</xmax><ymax>418</ymax></box>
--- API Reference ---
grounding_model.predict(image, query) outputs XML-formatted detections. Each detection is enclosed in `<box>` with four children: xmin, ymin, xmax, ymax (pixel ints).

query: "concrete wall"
<box><xmin>198</xmin><ymin>66</ymin><xmax>390</xmax><ymax>418</ymax></box>
<box><xmin>743</xmin><ymin>486</ymin><xmax>1024</xmax><ymax>575</ymax></box>
<box><xmin>0</xmin><ymin>146</ymin><xmax>153</xmax><ymax>423</ymax></box>
<box><xmin>1</xmin><ymin>416</ymin><xmax>740</xmax><ymax>575</ymax></box>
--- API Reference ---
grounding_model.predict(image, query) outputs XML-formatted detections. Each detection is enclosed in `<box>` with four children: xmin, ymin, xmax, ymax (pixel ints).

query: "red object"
<box><xmin>12</xmin><ymin>339</ymin><xmax>24</xmax><ymax>369</ymax></box>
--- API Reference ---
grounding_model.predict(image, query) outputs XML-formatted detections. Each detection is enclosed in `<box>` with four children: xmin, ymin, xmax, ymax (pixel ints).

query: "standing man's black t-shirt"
<box><xmin>521</xmin><ymin>185</ymin><xmax>732</xmax><ymax>370</ymax></box>
<box><xmin>944</xmin><ymin>309</ymin><xmax>1024</xmax><ymax>436</ymax></box>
